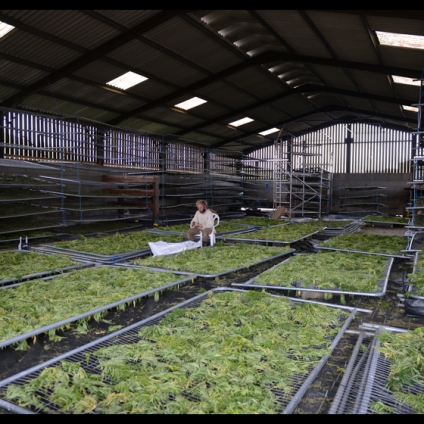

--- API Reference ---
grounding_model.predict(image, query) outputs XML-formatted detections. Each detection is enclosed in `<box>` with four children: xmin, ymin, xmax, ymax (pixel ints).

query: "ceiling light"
<box><xmin>106</xmin><ymin>71</ymin><xmax>148</xmax><ymax>90</ymax></box>
<box><xmin>174</xmin><ymin>97</ymin><xmax>207</xmax><ymax>110</ymax></box>
<box><xmin>259</xmin><ymin>128</ymin><xmax>279</xmax><ymax>136</ymax></box>
<box><xmin>228</xmin><ymin>117</ymin><xmax>253</xmax><ymax>127</ymax></box>
<box><xmin>392</xmin><ymin>75</ymin><xmax>421</xmax><ymax>86</ymax></box>
<box><xmin>376</xmin><ymin>31</ymin><xmax>424</xmax><ymax>50</ymax></box>
<box><xmin>0</xmin><ymin>22</ymin><xmax>14</xmax><ymax>39</ymax></box>
<box><xmin>403</xmin><ymin>105</ymin><xmax>419</xmax><ymax>112</ymax></box>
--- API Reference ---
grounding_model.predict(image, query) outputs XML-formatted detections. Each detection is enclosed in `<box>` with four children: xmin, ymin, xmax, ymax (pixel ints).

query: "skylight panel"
<box><xmin>376</xmin><ymin>31</ymin><xmax>424</xmax><ymax>50</ymax></box>
<box><xmin>0</xmin><ymin>22</ymin><xmax>14</xmax><ymax>39</ymax></box>
<box><xmin>229</xmin><ymin>117</ymin><xmax>253</xmax><ymax>127</ymax></box>
<box><xmin>174</xmin><ymin>97</ymin><xmax>207</xmax><ymax>110</ymax></box>
<box><xmin>106</xmin><ymin>71</ymin><xmax>148</xmax><ymax>90</ymax></box>
<box><xmin>392</xmin><ymin>75</ymin><xmax>421</xmax><ymax>86</ymax></box>
<box><xmin>403</xmin><ymin>105</ymin><xmax>419</xmax><ymax>112</ymax></box>
<box><xmin>259</xmin><ymin>128</ymin><xmax>279</xmax><ymax>136</ymax></box>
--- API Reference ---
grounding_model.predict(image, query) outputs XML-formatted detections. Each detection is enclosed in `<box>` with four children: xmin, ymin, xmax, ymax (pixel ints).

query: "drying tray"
<box><xmin>310</xmin><ymin>239</ymin><xmax>414</xmax><ymax>260</ymax></box>
<box><xmin>361</xmin><ymin>216</ymin><xmax>410</xmax><ymax>228</ymax></box>
<box><xmin>0</xmin><ymin>250</ymin><xmax>95</xmax><ymax>288</ymax></box>
<box><xmin>0</xmin><ymin>287</ymin><xmax>371</xmax><ymax>415</ymax></box>
<box><xmin>223</xmin><ymin>230</ymin><xmax>322</xmax><ymax>247</ymax></box>
<box><xmin>145</xmin><ymin>222</ymin><xmax>257</xmax><ymax>238</ymax></box>
<box><xmin>0</xmin><ymin>265</ymin><xmax>195</xmax><ymax>351</ymax></box>
<box><xmin>31</xmin><ymin>244</ymin><xmax>151</xmax><ymax>265</ymax></box>
<box><xmin>405</xmin><ymin>250</ymin><xmax>424</xmax><ymax>301</ymax></box>
<box><xmin>232</xmin><ymin>252</ymin><xmax>394</xmax><ymax>298</ymax></box>
<box><xmin>329</xmin><ymin>324</ymin><xmax>422</xmax><ymax>414</ymax></box>
<box><xmin>321</xmin><ymin>220</ymin><xmax>365</xmax><ymax>236</ymax></box>
<box><xmin>115</xmin><ymin>247</ymin><xmax>296</xmax><ymax>279</ymax></box>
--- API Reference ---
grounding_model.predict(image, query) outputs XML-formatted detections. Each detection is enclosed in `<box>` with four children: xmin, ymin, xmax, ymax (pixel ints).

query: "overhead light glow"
<box><xmin>174</xmin><ymin>97</ymin><xmax>207</xmax><ymax>110</ymax></box>
<box><xmin>106</xmin><ymin>71</ymin><xmax>148</xmax><ymax>90</ymax></box>
<box><xmin>376</xmin><ymin>31</ymin><xmax>424</xmax><ymax>50</ymax></box>
<box><xmin>0</xmin><ymin>22</ymin><xmax>14</xmax><ymax>39</ymax></box>
<box><xmin>403</xmin><ymin>105</ymin><xmax>419</xmax><ymax>112</ymax></box>
<box><xmin>392</xmin><ymin>75</ymin><xmax>421</xmax><ymax>86</ymax></box>
<box><xmin>229</xmin><ymin>117</ymin><xmax>253</xmax><ymax>127</ymax></box>
<box><xmin>259</xmin><ymin>128</ymin><xmax>280</xmax><ymax>136</ymax></box>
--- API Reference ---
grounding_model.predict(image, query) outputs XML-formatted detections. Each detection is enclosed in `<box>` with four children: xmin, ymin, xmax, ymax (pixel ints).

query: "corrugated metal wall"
<box><xmin>1</xmin><ymin>110</ymin><xmax>415</xmax><ymax>177</ymax></box>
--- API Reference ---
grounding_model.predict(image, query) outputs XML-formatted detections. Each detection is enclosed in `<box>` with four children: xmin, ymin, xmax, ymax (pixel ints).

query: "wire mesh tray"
<box><xmin>311</xmin><ymin>239</ymin><xmax>414</xmax><ymax>259</ymax></box>
<box><xmin>0</xmin><ymin>253</ymin><xmax>95</xmax><ymax>288</ymax></box>
<box><xmin>0</xmin><ymin>287</ymin><xmax>363</xmax><ymax>415</ymax></box>
<box><xmin>405</xmin><ymin>250</ymin><xmax>424</xmax><ymax>300</ymax></box>
<box><xmin>115</xmin><ymin>247</ymin><xmax>296</xmax><ymax>279</ymax></box>
<box><xmin>223</xmin><ymin>230</ymin><xmax>322</xmax><ymax>247</ymax></box>
<box><xmin>0</xmin><ymin>265</ymin><xmax>195</xmax><ymax>350</ymax></box>
<box><xmin>31</xmin><ymin>244</ymin><xmax>152</xmax><ymax>265</ymax></box>
<box><xmin>145</xmin><ymin>222</ymin><xmax>257</xmax><ymax>238</ymax></box>
<box><xmin>329</xmin><ymin>324</ymin><xmax>423</xmax><ymax>414</ymax></box>
<box><xmin>232</xmin><ymin>252</ymin><xmax>394</xmax><ymax>298</ymax></box>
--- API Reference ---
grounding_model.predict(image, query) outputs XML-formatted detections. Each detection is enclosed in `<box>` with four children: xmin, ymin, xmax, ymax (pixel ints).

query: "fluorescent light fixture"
<box><xmin>106</xmin><ymin>71</ymin><xmax>148</xmax><ymax>90</ymax></box>
<box><xmin>0</xmin><ymin>21</ymin><xmax>14</xmax><ymax>38</ymax></box>
<box><xmin>392</xmin><ymin>75</ymin><xmax>421</xmax><ymax>86</ymax></box>
<box><xmin>259</xmin><ymin>128</ymin><xmax>280</xmax><ymax>136</ymax></box>
<box><xmin>174</xmin><ymin>97</ymin><xmax>207</xmax><ymax>110</ymax></box>
<box><xmin>229</xmin><ymin>117</ymin><xmax>253</xmax><ymax>127</ymax></box>
<box><xmin>376</xmin><ymin>31</ymin><xmax>424</xmax><ymax>50</ymax></box>
<box><xmin>403</xmin><ymin>105</ymin><xmax>419</xmax><ymax>112</ymax></box>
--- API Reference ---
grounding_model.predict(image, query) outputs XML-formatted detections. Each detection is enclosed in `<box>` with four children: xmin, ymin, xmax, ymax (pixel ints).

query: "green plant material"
<box><xmin>0</xmin><ymin>266</ymin><xmax>186</xmax><ymax>348</ymax></box>
<box><xmin>254</xmin><ymin>251</ymin><xmax>388</xmax><ymax>293</ymax></box>
<box><xmin>319</xmin><ymin>233</ymin><xmax>407</xmax><ymax>254</ymax></box>
<box><xmin>157</xmin><ymin>221</ymin><xmax>247</xmax><ymax>233</ymax></box>
<box><xmin>0</xmin><ymin>231</ymin><xmax>57</xmax><ymax>242</ymax></box>
<box><xmin>369</xmin><ymin>401</ymin><xmax>395</xmax><ymax>414</ymax></box>
<box><xmin>108</xmin><ymin>325</ymin><xmax>123</xmax><ymax>332</ymax></box>
<box><xmin>374</xmin><ymin>327</ymin><xmax>424</xmax><ymax>413</ymax></box>
<box><xmin>5</xmin><ymin>291</ymin><xmax>350</xmax><ymax>414</ymax></box>
<box><xmin>52</xmin><ymin>231</ymin><xmax>185</xmax><ymax>254</ymax></box>
<box><xmin>0</xmin><ymin>251</ymin><xmax>79</xmax><ymax>281</ymax></box>
<box><xmin>134</xmin><ymin>243</ymin><xmax>289</xmax><ymax>274</ymax></box>
<box><xmin>406</xmin><ymin>255</ymin><xmax>424</xmax><ymax>297</ymax></box>
<box><xmin>362</xmin><ymin>215</ymin><xmax>409</xmax><ymax>224</ymax></box>
<box><xmin>225</xmin><ymin>221</ymin><xmax>326</xmax><ymax>242</ymax></box>
<box><xmin>227</xmin><ymin>217</ymin><xmax>287</xmax><ymax>227</ymax></box>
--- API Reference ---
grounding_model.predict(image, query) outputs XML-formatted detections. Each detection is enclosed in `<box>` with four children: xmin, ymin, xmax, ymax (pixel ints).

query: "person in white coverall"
<box><xmin>187</xmin><ymin>199</ymin><xmax>215</xmax><ymax>243</ymax></box>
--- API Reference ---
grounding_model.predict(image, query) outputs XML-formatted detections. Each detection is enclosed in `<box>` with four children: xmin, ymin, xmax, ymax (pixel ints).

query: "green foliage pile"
<box><xmin>227</xmin><ymin>217</ymin><xmax>286</xmax><ymax>227</ymax></box>
<box><xmin>225</xmin><ymin>221</ymin><xmax>326</xmax><ymax>242</ymax></box>
<box><xmin>320</xmin><ymin>233</ymin><xmax>407</xmax><ymax>255</ymax></box>
<box><xmin>157</xmin><ymin>221</ymin><xmax>246</xmax><ymax>233</ymax></box>
<box><xmin>362</xmin><ymin>215</ymin><xmax>409</xmax><ymax>224</ymax></box>
<box><xmin>135</xmin><ymin>242</ymin><xmax>289</xmax><ymax>274</ymax></box>
<box><xmin>0</xmin><ymin>251</ymin><xmax>79</xmax><ymax>281</ymax></box>
<box><xmin>370</xmin><ymin>327</ymin><xmax>424</xmax><ymax>414</ymax></box>
<box><xmin>5</xmin><ymin>290</ymin><xmax>350</xmax><ymax>414</ymax></box>
<box><xmin>255</xmin><ymin>251</ymin><xmax>389</xmax><ymax>294</ymax></box>
<box><xmin>51</xmin><ymin>232</ymin><xmax>185</xmax><ymax>254</ymax></box>
<box><xmin>0</xmin><ymin>266</ymin><xmax>187</xmax><ymax>349</ymax></box>
<box><xmin>407</xmin><ymin>255</ymin><xmax>424</xmax><ymax>297</ymax></box>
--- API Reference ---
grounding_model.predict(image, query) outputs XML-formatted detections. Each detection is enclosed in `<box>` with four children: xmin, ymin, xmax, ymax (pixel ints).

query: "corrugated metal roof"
<box><xmin>0</xmin><ymin>9</ymin><xmax>421</xmax><ymax>154</ymax></box>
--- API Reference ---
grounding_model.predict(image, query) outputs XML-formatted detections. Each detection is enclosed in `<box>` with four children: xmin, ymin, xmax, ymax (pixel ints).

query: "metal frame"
<box><xmin>232</xmin><ymin>253</ymin><xmax>394</xmax><ymax>297</ymax></box>
<box><xmin>329</xmin><ymin>324</ymin><xmax>421</xmax><ymax>414</ymax></box>
<box><xmin>0</xmin><ymin>265</ymin><xmax>194</xmax><ymax>350</ymax></box>
<box><xmin>115</xmin><ymin>247</ymin><xmax>296</xmax><ymax>279</ymax></box>
<box><xmin>0</xmin><ymin>287</ymin><xmax>368</xmax><ymax>415</ymax></box>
